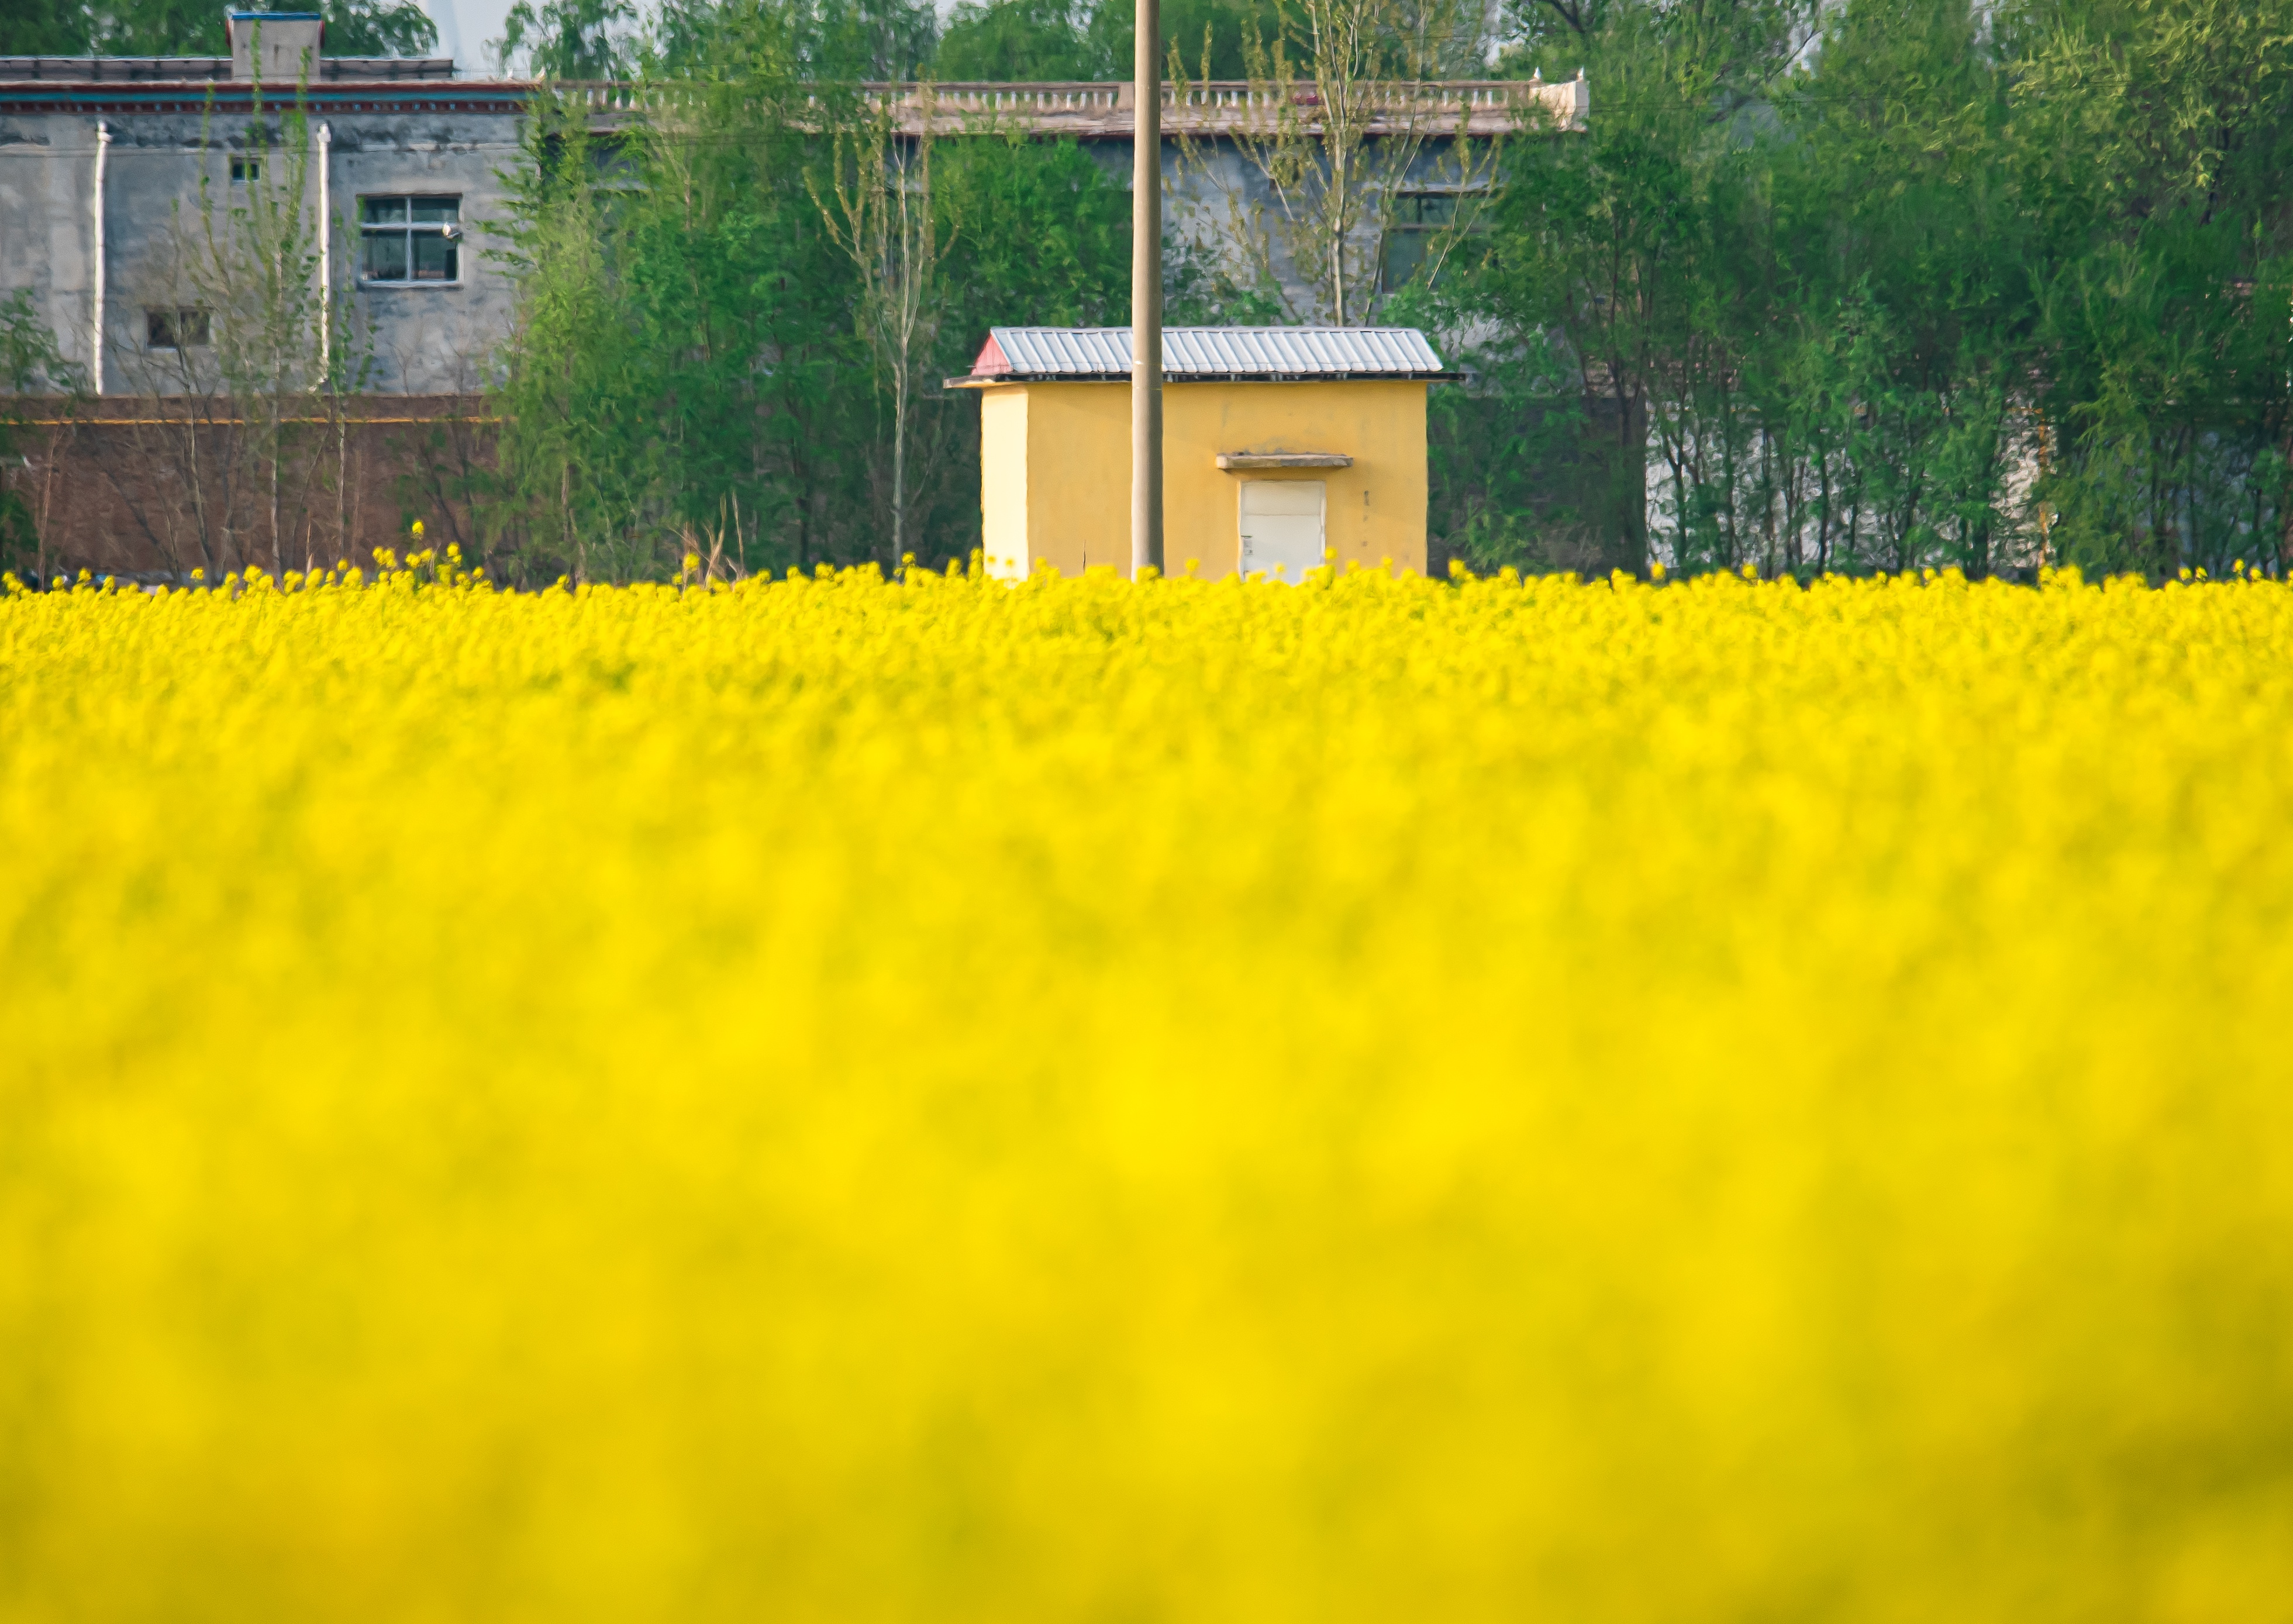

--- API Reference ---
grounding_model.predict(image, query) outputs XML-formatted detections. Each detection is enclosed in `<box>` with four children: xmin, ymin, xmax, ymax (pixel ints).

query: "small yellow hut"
<box><xmin>947</xmin><ymin>327</ymin><xmax>1457</xmax><ymax>580</ymax></box>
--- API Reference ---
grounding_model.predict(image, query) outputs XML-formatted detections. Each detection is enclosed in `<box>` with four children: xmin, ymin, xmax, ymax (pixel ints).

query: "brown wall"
<box><xmin>3</xmin><ymin>395</ymin><xmax>497</xmax><ymax>581</ymax></box>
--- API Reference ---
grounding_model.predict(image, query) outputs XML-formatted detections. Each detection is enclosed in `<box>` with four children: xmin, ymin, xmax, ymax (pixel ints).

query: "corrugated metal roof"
<box><xmin>974</xmin><ymin>326</ymin><xmax>1450</xmax><ymax>379</ymax></box>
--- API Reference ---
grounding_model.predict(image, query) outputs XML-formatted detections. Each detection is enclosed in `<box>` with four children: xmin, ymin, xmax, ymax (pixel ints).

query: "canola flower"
<box><xmin>3</xmin><ymin>554</ymin><xmax>2292</xmax><ymax>1622</ymax></box>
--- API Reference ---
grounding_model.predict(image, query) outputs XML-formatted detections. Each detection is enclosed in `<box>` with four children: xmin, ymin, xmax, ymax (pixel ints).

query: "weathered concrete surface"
<box><xmin>2</xmin><ymin>84</ymin><xmax>526</xmax><ymax>396</ymax></box>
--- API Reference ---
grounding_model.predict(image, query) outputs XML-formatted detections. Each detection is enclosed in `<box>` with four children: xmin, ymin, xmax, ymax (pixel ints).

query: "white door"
<box><xmin>1238</xmin><ymin>480</ymin><xmax>1326</xmax><ymax>582</ymax></box>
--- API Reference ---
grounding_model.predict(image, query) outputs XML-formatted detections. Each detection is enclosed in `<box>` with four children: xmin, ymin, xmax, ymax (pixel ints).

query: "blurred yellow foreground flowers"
<box><xmin>4</xmin><ymin>558</ymin><xmax>2292</xmax><ymax>1622</ymax></box>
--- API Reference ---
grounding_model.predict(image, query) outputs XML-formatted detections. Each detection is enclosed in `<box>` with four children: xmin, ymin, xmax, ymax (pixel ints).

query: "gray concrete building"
<box><xmin>2</xmin><ymin>13</ymin><xmax>529</xmax><ymax>397</ymax></box>
<box><xmin>4</xmin><ymin>25</ymin><xmax>1582</xmax><ymax>400</ymax></box>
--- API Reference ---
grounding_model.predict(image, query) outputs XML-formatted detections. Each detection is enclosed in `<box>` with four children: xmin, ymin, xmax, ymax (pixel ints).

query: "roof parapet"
<box><xmin>0</xmin><ymin>55</ymin><xmax>457</xmax><ymax>82</ymax></box>
<box><xmin>873</xmin><ymin>78</ymin><xmax>1585</xmax><ymax>137</ymax></box>
<box><xmin>227</xmin><ymin>13</ymin><xmax>325</xmax><ymax>82</ymax></box>
<box><xmin>550</xmin><ymin>77</ymin><xmax>1588</xmax><ymax>137</ymax></box>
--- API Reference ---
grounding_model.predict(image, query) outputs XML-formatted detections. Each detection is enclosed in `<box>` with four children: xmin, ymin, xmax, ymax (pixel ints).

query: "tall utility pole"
<box><xmin>1130</xmin><ymin>0</ymin><xmax>1164</xmax><ymax>577</ymax></box>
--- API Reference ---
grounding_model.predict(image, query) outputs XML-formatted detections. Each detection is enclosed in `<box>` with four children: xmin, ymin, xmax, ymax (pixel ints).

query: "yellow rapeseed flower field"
<box><xmin>4</xmin><ymin>556</ymin><xmax>2292</xmax><ymax>1622</ymax></box>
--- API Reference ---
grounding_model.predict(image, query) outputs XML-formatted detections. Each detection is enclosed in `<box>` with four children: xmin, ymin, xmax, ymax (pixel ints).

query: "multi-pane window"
<box><xmin>361</xmin><ymin>195</ymin><xmax>461</xmax><ymax>284</ymax></box>
<box><xmin>146</xmin><ymin>307</ymin><xmax>211</xmax><ymax>349</ymax></box>
<box><xmin>229</xmin><ymin>157</ymin><xmax>260</xmax><ymax>183</ymax></box>
<box><xmin>1381</xmin><ymin>191</ymin><xmax>1474</xmax><ymax>294</ymax></box>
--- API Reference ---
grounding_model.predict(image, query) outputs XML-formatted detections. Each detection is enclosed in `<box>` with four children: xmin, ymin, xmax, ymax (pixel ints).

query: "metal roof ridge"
<box><xmin>980</xmin><ymin>325</ymin><xmax>1447</xmax><ymax>379</ymax></box>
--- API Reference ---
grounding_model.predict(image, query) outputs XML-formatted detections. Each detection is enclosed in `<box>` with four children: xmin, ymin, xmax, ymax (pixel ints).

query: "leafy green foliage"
<box><xmin>1163</xmin><ymin>232</ymin><xmax>1285</xmax><ymax>326</ymax></box>
<box><xmin>319</xmin><ymin>0</ymin><xmax>437</xmax><ymax>57</ymax></box>
<box><xmin>653</xmin><ymin>0</ymin><xmax>936</xmax><ymax>77</ymax></box>
<box><xmin>1</xmin><ymin>291</ymin><xmax>84</xmax><ymax>578</ymax></box>
<box><xmin>1129</xmin><ymin>0</ymin><xmax>1286</xmax><ymax>80</ymax></box>
<box><xmin>1456</xmin><ymin>0</ymin><xmax>2293</xmax><ymax>577</ymax></box>
<box><xmin>84</xmin><ymin>0</ymin><xmax>227</xmax><ymax>53</ymax></box>
<box><xmin>930</xmin><ymin>0</ymin><xmax>1282</xmax><ymax>81</ymax></box>
<box><xmin>498</xmin><ymin>0</ymin><xmax>637</xmax><ymax>75</ymax></box>
<box><xmin>937</xmin><ymin>0</ymin><xmax>1110</xmax><ymax>80</ymax></box>
<box><xmin>7</xmin><ymin>0</ymin><xmax>436</xmax><ymax>55</ymax></box>
<box><xmin>937</xmin><ymin>132</ymin><xmax>1130</xmax><ymax>343</ymax></box>
<box><xmin>484</xmin><ymin>59</ymin><xmax>1135</xmax><ymax>582</ymax></box>
<box><xmin>0</xmin><ymin>0</ymin><xmax>93</xmax><ymax>53</ymax></box>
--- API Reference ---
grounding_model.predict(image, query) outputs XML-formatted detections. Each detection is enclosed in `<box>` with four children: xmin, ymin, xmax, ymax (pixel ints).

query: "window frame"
<box><xmin>145</xmin><ymin>306</ymin><xmax>211</xmax><ymax>350</ymax></box>
<box><xmin>357</xmin><ymin>194</ymin><xmax>466</xmax><ymax>288</ymax></box>
<box><xmin>1380</xmin><ymin>185</ymin><xmax>1489</xmax><ymax>296</ymax></box>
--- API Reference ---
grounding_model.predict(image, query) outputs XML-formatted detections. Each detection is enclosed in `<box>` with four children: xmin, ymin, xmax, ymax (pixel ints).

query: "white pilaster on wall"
<box><xmin>91</xmin><ymin>120</ymin><xmax>108</xmax><ymax>396</ymax></box>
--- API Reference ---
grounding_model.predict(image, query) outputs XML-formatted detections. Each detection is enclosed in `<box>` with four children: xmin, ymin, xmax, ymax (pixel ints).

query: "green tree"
<box><xmin>482</xmin><ymin>13</ymin><xmax>1134</xmax><ymax>582</ymax></box>
<box><xmin>2009</xmin><ymin>0</ymin><xmax>2293</xmax><ymax>573</ymax></box>
<box><xmin>87</xmin><ymin>0</ymin><xmax>225</xmax><ymax>53</ymax></box>
<box><xmin>936</xmin><ymin>131</ymin><xmax>1129</xmax><ymax>344</ymax></box>
<box><xmin>653</xmin><ymin>0</ymin><xmax>937</xmax><ymax>78</ymax></box>
<box><xmin>0</xmin><ymin>0</ymin><xmax>92</xmax><ymax>53</ymax></box>
<box><xmin>1455</xmin><ymin>0</ymin><xmax>2293</xmax><ymax>578</ymax></box>
<box><xmin>1461</xmin><ymin>0</ymin><xmax>1818</xmax><ymax>570</ymax></box>
<box><xmin>319</xmin><ymin>0</ymin><xmax>438</xmax><ymax>56</ymax></box>
<box><xmin>1171</xmin><ymin>0</ymin><xmax>1504</xmax><ymax>327</ymax></box>
<box><xmin>1100</xmin><ymin>0</ymin><xmax>1285</xmax><ymax>80</ymax></box>
<box><xmin>1</xmin><ymin>291</ymin><xmax>87</xmax><ymax>582</ymax></box>
<box><xmin>812</xmin><ymin>87</ymin><xmax>958</xmax><ymax>560</ymax></box>
<box><xmin>938</xmin><ymin>0</ymin><xmax>1108</xmax><ymax>79</ymax></box>
<box><xmin>44</xmin><ymin>0</ymin><xmax>436</xmax><ymax>55</ymax></box>
<box><xmin>490</xmin><ymin>93</ymin><xmax>662</xmax><ymax>579</ymax></box>
<box><xmin>926</xmin><ymin>0</ymin><xmax>1287</xmax><ymax>81</ymax></box>
<box><xmin>498</xmin><ymin>0</ymin><xmax>637</xmax><ymax>75</ymax></box>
